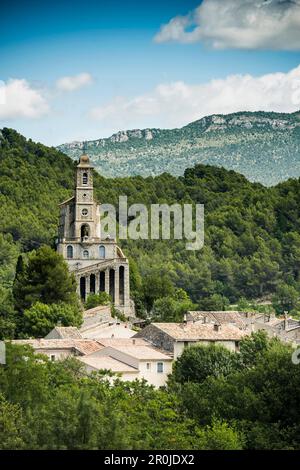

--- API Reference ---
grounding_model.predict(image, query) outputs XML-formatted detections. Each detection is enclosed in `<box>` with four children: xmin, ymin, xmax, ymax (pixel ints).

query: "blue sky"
<box><xmin>1</xmin><ymin>0</ymin><xmax>300</xmax><ymax>145</ymax></box>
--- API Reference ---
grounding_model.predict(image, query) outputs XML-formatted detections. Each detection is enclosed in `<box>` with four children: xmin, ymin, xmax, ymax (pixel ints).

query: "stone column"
<box><xmin>85</xmin><ymin>275</ymin><xmax>90</xmax><ymax>298</ymax></box>
<box><xmin>105</xmin><ymin>268</ymin><xmax>110</xmax><ymax>295</ymax></box>
<box><xmin>114</xmin><ymin>267</ymin><xmax>119</xmax><ymax>307</ymax></box>
<box><xmin>76</xmin><ymin>276</ymin><xmax>80</xmax><ymax>297</ymax></box>
<box><xmin>95</xmin><ymin>272</ymin><xmax>100</xmax><ymax>293</ymax></box>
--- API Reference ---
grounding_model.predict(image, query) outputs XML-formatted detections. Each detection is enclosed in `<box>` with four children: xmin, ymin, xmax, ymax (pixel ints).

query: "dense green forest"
<box><xmin>1</xmin><ymin>333</ymin><xmax>299</xmax><ymax>450</ymax></box>
<box><xmin>1</xmin><ymin>127</ymin><xmax>300</xmax><ymax>330</ymax></box>
<box><xmin>1</xmin><ymin>129</ymin><xmax>300</xmax><ymax>450</ymax></box>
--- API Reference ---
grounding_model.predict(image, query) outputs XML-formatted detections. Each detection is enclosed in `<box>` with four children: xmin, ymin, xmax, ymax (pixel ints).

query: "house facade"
<box><xmin>134</xmin><ymin>322</ymin><xmax>247</xmax><ymax>359</ymax></box>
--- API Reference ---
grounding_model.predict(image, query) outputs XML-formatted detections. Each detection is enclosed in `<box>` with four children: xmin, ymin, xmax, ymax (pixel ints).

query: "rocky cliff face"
<box><xmin>57</xmin><ymin>111</ymin><xmax>300</xmax><ymax>186</ymax></box>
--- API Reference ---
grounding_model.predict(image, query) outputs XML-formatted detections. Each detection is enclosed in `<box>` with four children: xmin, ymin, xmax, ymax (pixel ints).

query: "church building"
<box><xmin>57</xmin><ymin>152</ymin><xmax>131</xmax><ymax>315</ymax></box>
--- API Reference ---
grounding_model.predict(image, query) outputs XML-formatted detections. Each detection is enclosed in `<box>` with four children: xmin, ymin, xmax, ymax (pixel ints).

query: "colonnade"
<box><xmin>78</xmin><ymin>264</ymin><xmax>128</xmax><ymax>307</ymax></box>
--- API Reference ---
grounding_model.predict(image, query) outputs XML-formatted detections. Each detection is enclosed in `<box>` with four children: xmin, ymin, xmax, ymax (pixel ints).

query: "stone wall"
<box><xmin>134</xmin><ymin>324</ymin><xmax>174</xmax><ymax>353</ymax></box>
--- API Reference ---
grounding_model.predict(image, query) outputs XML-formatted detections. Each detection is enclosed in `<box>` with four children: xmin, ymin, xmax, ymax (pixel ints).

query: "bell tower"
<box><xmin>74</xmin><ymin>152</ymin><xmax>100</xmax><ymax>240</ymax></box>
<box><xmin>57</xmin><ymin>150</ymin><xmax>131</xmax><ymax>315</ymax></box>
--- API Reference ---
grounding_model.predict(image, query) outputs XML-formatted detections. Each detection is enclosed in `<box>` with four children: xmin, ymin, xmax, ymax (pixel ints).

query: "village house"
<box><xmin>79</xmin><ymin>338</ymin><xmax>173</xmax><ymax>387</ymax></box>
<box><xmin>187</xmin><ymin>310</ymin><xmax>300</xmax><ymax>345</ymax></box>
<box><xmin>11</xmin><ymin>338</ymin><xmax>103</xmax><ymax>362</ymax></box>
<box><xmin>11</xmin><ymin>337</ymin><xmax>172</xmax><ymax>387</ymax></box>
<box><xmin>134</xmin><ymin>322</ymin><xmax>247</xmax><ymax>359</ymax></box>
<box><xmin>251</xmin><ymin>313</ymin><xmax>300</xmax><ymax>343</ymax></box>
<box><xmin>45</xmin><ymin>326</ymin><xmax>83</xmax><ymax>340</ymax></box>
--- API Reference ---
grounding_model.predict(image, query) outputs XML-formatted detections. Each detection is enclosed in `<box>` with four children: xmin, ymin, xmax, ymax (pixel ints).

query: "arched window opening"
<box><xmin>99</xmin><ymin>245</ymin><xmax>105</xmax><ymax>258</ymax></box>
<box><xmin>119</xmin><ymin>266</ymin><xmax>125</xmax><ymax>305</ymax></box>
<box><xmin>81</xmin><ymin>224</ymin><xmax>90</xmax><ymax>240</ymax></box>
<box><xmin>83</xmin><ymin>250</ymin><xmax>89</xmax><ymax>259</ymax></box>
<box><xmin>67</xmin><ymin>245</ymin><xmax>73</xmax><ymax>259</ymax></box>
<box><xmin>82</xmin><ymin>172</ymin><xmax>88</xmax><ymax>185</ymax></box>
<box><xmin>109</xmin><ymin>268</ymin><xmax>115</xmax><ymax>302</ymax></box>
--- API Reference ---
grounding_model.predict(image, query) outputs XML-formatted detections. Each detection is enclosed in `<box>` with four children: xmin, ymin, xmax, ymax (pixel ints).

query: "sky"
<box><xmin>1</xmin><ymin>0</ymin><xmax>300</xmax><ymax>145</ymax></box>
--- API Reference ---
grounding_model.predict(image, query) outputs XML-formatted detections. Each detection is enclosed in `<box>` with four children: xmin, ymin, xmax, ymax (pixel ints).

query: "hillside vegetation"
<box><xmin>1</xmin><ymin>334</ymin><xmax>300</xmax><ymax>450</ymax></box>
<box><xmin>1</xmin><ymin>128</ymin><xmax>300</xmax><ymax>323</ymax></box>
<box><xmin>1</xmin><ymin>129</ymin><xmax>300</xmax><ymax>450</ymax></box>
<box><xmin>58</xmin><ymin>111</ymin><xmax>300</xmax><ymax>186</ymax></box>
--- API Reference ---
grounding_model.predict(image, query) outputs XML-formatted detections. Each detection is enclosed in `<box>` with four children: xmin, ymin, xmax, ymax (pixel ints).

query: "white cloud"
<box><xmin>0</xmin><ymin>79</ymin><xmax>49</xmax><ymax>120</ymax></box>
<box><xmin>89</xmin><ymin>65</ymin><xmax>300</xmax><ymax>129</ymax></box>
<box><xmin>154</xmin><ymin>0</ymin><xmax>300</xmax><ymax>50</ymax></box>
<box><xmin>56</xmin><ymin>72</ymin><xmax>93</xmax><ymax>92</ymax></box>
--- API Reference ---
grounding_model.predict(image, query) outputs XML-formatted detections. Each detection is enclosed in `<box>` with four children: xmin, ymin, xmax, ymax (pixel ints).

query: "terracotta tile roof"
<box><xmin>83</xmin><ymin>305</ymin><xmax>111</xmax><ymax>317</ymax></box>
<box><xmin>73</xmin><ymin>340</ymin><xmax>104</xmax><ymax>355</ymax></box>
<box><xmin>12</xmin><ymin>339</ymin><xmax>103</xmax><ymax>355</ymax></box>
<box><xmin>12</xmin><ymin>339</ymin><xmax>76</xmax><ymax>349</ymax></box>
<box><xmin>81</xmin><ymin>323</ymin><xmax>135</xmax><ymax>339</ymax></box>
<box><xmin>46</xmin><ymin>327</ymin><xmax>82</xmax><ymax>339</ymax></box>
<box><xmin>79</xmin><ymin>355</ymin><xmax>138</xmax><ymax>373</ymax></box>
<box><xmin>97</xmin><ymin>338</ymin><xmax>148</xmax><ymax>347</ymax></box>
<box><xmin>187</xmin><ymin>311</ymin><xmax>249</xmax><ymax>328</ymax></box>
<box><xmin>107</xmin><ymin>345</ymin><xmax>173</xmax><ymax>360</ymax></box>
<box><xmin>152</xmin><ymin>322</ymin><xmax>247</xmax><ymax>341</ymax></box>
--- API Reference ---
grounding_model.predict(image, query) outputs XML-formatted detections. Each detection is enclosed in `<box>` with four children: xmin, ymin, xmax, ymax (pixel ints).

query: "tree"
<box><xmin>177</xmin><ymin>340</ymin><xmax>300</xmax><ymax>449</ymax></box>
<box><xmin>172</xmin><ymin>343</ymin><xmax>240</xmax><ymax>384</ymax></box>
<box><xmin>13</xmin><ymin>246</ymin><xmax>79</xmax><ymax>313</ymax></box>
<box><xmin>239</xmin><ymin>330</ymin><xmax>270</xmax><ymax>368</ymax></box>
<box><xmin>142</xmin><ymin>270</ymin><xmax>175</xmax><ymax>312</ymax></box>
<box><xmin>272</xmin><ymin>282</ymin><xmax>300</xmax><ymax>315</ymax></box>
<box><xmin>152</xmin><ymin>289</ymin><xmax>194</xmax><ymax>322</ymax></box>
<box><xmin>0</xmin><ymin>287</ymin><xmax>16</xmax><ymax>339</ymax></box>
<box><xmin>196</xmin><ymin>419</ymin><xmax>244</xmax><ymax>450</ymax></box>
<box><xmin>85</xmin><ymin>292</ymin><xmax>111</xmax><ymax>310</ymax></box>
<box><xmin>0</xmin><ymin>393</ymin><xmax>25</xmax><ymax>449</ymax></box>
<box><xmin>23</xmin><ymin>302</ymin><xmax>82</xmax><ymax>337</ymax></box>
<box><xmin>197</xmin><ymin>293</ymin><xmax>230</xmax><ymax>311</ymax></box>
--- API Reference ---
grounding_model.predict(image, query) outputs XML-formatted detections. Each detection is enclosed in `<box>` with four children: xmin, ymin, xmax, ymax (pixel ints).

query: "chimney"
<box><xmin>183</xmin><ymin>313</ymin><xmax>187</xmax><ymax>325</ymax></box>
<box><xmin>132</xmin><ymin>339</ymin><xmax>136</xmax><ymax>345</ymax></box>
<box><xmin>203</xmin><ymin>316</ymin><xmax>207</xmax><ymax>324</ymax></box>
<box><xmin>214</xmin><ymin>323</ymin><xmax>221</xmax><ymax>332</ymax></box>
<box><xmin>111</xmin><ymin>333</ymin><xmax>115</xmax><ymax>338</ymax></box>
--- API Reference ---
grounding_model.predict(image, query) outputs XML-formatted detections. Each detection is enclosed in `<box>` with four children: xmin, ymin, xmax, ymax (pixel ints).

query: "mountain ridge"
<box><xmin>57</xmin><ymin>111</ymin><xmax>300</xmax><ymax>186</ymax></box>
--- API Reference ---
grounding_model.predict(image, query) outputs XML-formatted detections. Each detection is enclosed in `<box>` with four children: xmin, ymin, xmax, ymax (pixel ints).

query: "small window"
<box><xmin>157</xmin><ymin>362</ymin><xmax>164</xmax><ymax>373</ymax></box>
<box><xmin>50</xmin><ymin>355</ymin><xmax>55</xmax><ymax>362</ymax></box>
<box><xmin>146</xmin><ymin>362</ymin><xmax>151</xmax><ymax>371</ymax></box>
<box><xmin>83</xmin><ymin>250</ymin><xmax>89</xmax><ymax>259</ymax></box>
<box><xmin>99</xmin><ymin>245</ymin><xmax>105</xmax><ymax>258</ymax></box>
<box><xmin>67</xmin><ymin>245</ymin><xmax>73</xmax><ymax>259</ymax></box>
<box><xmin>82</xmin><ymin>172</ymin><xmax>88</xmax><ymax>185</ymax></box>
<box><xmin>82</xmin><ymin>208</ymin><xmax>88</xmax><ymax>216</ymax></box>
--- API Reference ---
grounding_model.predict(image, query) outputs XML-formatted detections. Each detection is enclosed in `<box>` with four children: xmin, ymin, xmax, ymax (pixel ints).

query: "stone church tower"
<box><xmin>57</xmin><ymin>153</ymin><xmax>131</xmax><ymax>315</ymax></box>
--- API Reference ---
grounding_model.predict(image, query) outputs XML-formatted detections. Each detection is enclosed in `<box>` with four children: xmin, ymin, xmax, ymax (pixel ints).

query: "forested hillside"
<box><xmin>1</xmin><ymin>128</ymin><xmax>300</xmax><ymax>449</ymax></box>
<box><xmin>1</xmin><ymin>127</ymin><xmax>300</xmax><ymax>323</ymax></box>
<box><xmin>58</xmin><ymin>111</ymin><xmax>300</xmax><ymax>186</ymax></box>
